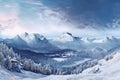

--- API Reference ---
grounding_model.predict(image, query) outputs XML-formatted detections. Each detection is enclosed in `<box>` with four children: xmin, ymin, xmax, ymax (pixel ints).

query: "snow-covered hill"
<box><xmin>83</xmin><ymin>50</ymin><xmax>120</xmax><ymax>74</ymax></box>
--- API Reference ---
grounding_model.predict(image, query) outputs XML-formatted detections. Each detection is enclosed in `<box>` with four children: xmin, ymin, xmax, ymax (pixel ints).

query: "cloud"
<box><xmin>0</xmin><ymin>2</ymin><xmax>26</xmax><ymax>37</ymax></box>
<box><xmin>2</xmin><ymin>26</ymin><xmax>26</xmax><ymax>38</ymax></box>
<box><xmin>17</xmin><ymin>0</ymin><xmax>74</xmax><ymax>36</ymax></box>
<box><xmin>0</xmin><ymin>13</ymin><xmax>18</xmax><ymax>32</ymax></box>
<box><xmin>0</xmin><ymin>0</ymin><xmax>83</xmax><ymax>37</ymax></box>
<box><xmin>40</xmin><ymin>0</ymin><xmax>120</xmax><ymax>29</ymax></box>
<box><xmin>24</xmin><ymin>0</ymin><xmax>43</xmax><ymax>6</ymax></box>
<box><xmin>1</xmin><ymin>0</ymin><xmax>120</xmax><ymax>38</ymax></box>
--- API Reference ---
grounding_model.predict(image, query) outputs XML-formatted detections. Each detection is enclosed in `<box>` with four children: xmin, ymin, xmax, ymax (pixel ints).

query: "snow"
<box><xmin>99</xmin><ymin>51</ymin><xmax>120</xmax><ymax>75</ymax></box>
<box><xmin>63</xmin><ymin>58</ymin><xmax>90</xmax><ymax>67</ymax></box>
<box><xmin>53</xmin><ymin>58</ymin><xmax>67</xmax><ymax>62</ymax></box>
<box><xmin>29</xmin><ymin>50</ymin><xmax>120</xmax><ymax>80</ymax></box>
<box><xmin>92</xmin><ymin>36</ymin><xmax>116</xmax><ymax>43</ymax></box>
<box><xmin>1</xmin><ymin>33</ymin><xmax>120</xmax><ymax>80</ymax></box>
<box><xmin>83</xmin><ymin>50</ymin><xmax>120</xmax><ymax>79</ymax></box>
<box><xmin>1</xmin><ymin>56</ymin><xmax>120</xmax><ymax>80</ymax></box>
<box><xmin>1</xmin><ymin>50</ymin><xmax>120</xmax><ymax>80</ymax></box>
<box><xmin>20</xmin><ymin>32</ymin><xmax>46</xmax><ymax>43</ymax></box>
<box><xmin>51</xmin><ymin>33</ymin><xmax>120</xmax><ymax>52</ymax></box>
<box><xmin>0</xmin><ymin>66</ymin><xmax>18</xmax><ymax>80</ymax></box>
<box><xmin>81</xmin><ymin>37</ymin><xmax>90</xmax><ymax>43</ymax></box>
<box><xmin>54</xmin><ymin>32</ymin><xmax>74</xmax><ymax>42</ymax></box>
<box><xmin>92</xmin><ymin>39</ymin><xmax>105</xmax><ymax>43</ymax></box>
<box><xmin>6</xmin><ymin>32</ymin><xmax>59</xmax><ymax>53</ymax></box>
<box><xmin>0</xmin><ymin>66</ymin><xmax>45</xmax><ymax>80</ymax></box>
<box><xmin>4</xmin><ymin>32</ymin><xmax>120</xmax><ymax>53</ymax></box>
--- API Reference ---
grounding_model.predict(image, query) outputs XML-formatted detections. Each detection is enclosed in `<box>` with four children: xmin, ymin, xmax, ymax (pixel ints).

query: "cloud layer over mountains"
<box><xmin>0</xmin><ymin>0</ymin><xmax>120</xmax><ymax>38</ymax></box>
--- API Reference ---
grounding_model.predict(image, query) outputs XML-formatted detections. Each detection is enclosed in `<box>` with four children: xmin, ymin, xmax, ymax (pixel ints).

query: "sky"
<box><xmin>0</xmin><ymin>0</ymin><xmax>120</xmax><ymax>38</ymax></box>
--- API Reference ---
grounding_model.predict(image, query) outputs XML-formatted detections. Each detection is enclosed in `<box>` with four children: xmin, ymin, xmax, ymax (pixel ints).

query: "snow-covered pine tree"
<box><xmin>0</xmin><ymin>43</ymin><xmax>21</xmax><ymax>72</ymax></box>
<box><xmin>0</xmin><ymin>52</ymin><xmax>4</xmax><ymax>65</ymax></box>
<box><xmin>5</xmin><ymin>56</ymin><xmax>12</xmax><ymax>70</ymax></box>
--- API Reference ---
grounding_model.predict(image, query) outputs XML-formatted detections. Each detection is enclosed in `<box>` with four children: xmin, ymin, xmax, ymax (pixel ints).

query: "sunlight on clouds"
<box><xmin>0</xmin><ymin>0</ymin><xmax>81</xmax><ymax>38</ymax></box>
<box><xmin>20</xmin><ymin>1</ymin><xmax>73</xmax><ymax>36</ymax></box>
<box><xmin>0</xmin><ymin>0</ymin><xmax>119</xmax><ymax>38</ymax></box>
<box><xmin>0</xmin><ymin>13</ymin><xmax>18</xmax><ymax>31</ymax></box>
<box><xmin>1</xmin><ymin>26</ymin><xmax>27</xmax><ymax>38</ymax></box>
<box><xmin>24</xmin><ymin>0</ymin><xmax>43</xmax><ymax>6</ymax></box>
<box><xmin>0</xmin><ymin>2</ymin><xmax>19</xmax><ymax>34</ymax></box>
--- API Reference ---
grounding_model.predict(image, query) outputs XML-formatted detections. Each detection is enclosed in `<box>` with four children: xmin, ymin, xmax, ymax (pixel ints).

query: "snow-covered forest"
<box><xmin>0</xmin><ymin>43</ymin><xmax>98</xmax><ymax>75</ymax></box>
<box><xmin>0</xmin><ymin>43</ymin><xmax>54</xmax><ymax>75</ymax></box>
<box><xmin>1</xmin><ymin>42</ymin><xmax>120</xmax><ymax>80</ymax></box>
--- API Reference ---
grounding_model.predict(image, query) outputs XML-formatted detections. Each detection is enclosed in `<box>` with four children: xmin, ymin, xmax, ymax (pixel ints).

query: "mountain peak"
<box><xmin>81</xmin><ymin>37</ymin><xmax>90</xmax><ymax>43</ymax></box>
<box><xmin>106</xmin><ymin>36</ymin><xmax>116</xmax><ymax>40</ymax></box>
<box><xmin>23</xmin><ymin>32</ymin><xmax>29</xmax><ymax>37</ymax></box>
<box><xmin>15</xmin><ymin>32</ymin><xmax>46</xmax><ymax>43</ymax></box>
<box><xmin>63</xmin><ymin>32</ymin><xmax>73</xmax><ymax>36</ymax></box>
<box><xmin>54</xmin><ymin>32</ymin><xmax>74</xmax><ymax>42</ymax></box>
<box><xmin>33</xmin><ymin>33</ymin><xmax>46</xmax><ymax>41</ymax></box>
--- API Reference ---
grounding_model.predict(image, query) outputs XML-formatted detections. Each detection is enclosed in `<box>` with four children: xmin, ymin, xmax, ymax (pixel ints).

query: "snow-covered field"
<box><xmin>63</xmin><ymin>58</ymin><xmax>90</xmax><ymax>67</ymax></box>
<box><xmin>53</xmin><ymin>58</ymin><xmax>67</xmax><ymax>62</ymax></box>
<box><xmin>0</xmin><ymin>67</ymin><xmax>120</xmax><ymax>80</ymax></box>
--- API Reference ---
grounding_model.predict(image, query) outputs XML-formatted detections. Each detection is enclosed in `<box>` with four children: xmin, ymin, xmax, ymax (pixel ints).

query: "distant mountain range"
<box><xmin>0</xmin><ymin>32</ymin><xmax>120</xmax><ymax>53</ymax></box>
<box><xmin>0</xmin><ymin>32</ymin><xmax>59</xmax><ymax>53</ymax></box>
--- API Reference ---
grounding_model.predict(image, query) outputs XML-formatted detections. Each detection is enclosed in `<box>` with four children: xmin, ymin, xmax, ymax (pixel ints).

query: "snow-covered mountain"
<box><xmin>50</xmin><ymin>32</ymin><xmax>120</xmax><ymax>52</ymax></box>
<box><xmin>50</xmin><ymin>32</ymin><xmax>85</xmax><ymax>50</ymax></box>
<box><xmin>3</xmin><ymin>32</ymin><xmax>59</xmax><ymax>53</ymax></box>
<box><xmin>1</xmin><ymin>32</ymin><xmax>120</xmax><ymax>53</ymax></box>
<box><xmin>19</xmin><ymin>32</ymin><xmax>46</xmax><ymax>44</ymax></box>
<box><xmin>53</xmin><ymin>32</ymin><xmax>118</xmax><ymax>44</ymax></box>
<box><xmin>53</xmin><ymin>32</ymin><xmax>81</xmax><ymax>42</ymax></box>
<box><xmin>92</xmin><ymin>36</ymin><xmax>118</xmax><ymax>43</ymax></box>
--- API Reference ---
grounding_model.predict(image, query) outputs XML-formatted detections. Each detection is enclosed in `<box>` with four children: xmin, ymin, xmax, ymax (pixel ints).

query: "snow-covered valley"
<box><xmin>1</xmin><ymin>50</ymin><xmax>120</xmax><ymax>80</ymax></box>
<box><xmin>0</xmin><ymin>32</ymin><xmax>120</xmax><ymax>80</ymax></box>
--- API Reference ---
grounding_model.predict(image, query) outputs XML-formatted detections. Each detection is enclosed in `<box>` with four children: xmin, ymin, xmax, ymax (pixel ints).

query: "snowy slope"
<box><xmin>0</xmin><ymin>66</ymin><xmax>45</xmax><ymax>80</ymax></box>
<box><xmin>0</xmin><ymin>66</ymin><xmax>19</xmax><ymax>80</ymax></box>
<box><xmin>82</xmin><ymin>50</ymin><xmax>120</xmax><ymax>79</ymax></box>
<box><xmin>26</xmin><ymin>50</ymin><xmax>120</xmax><ymax>80</ymax></box>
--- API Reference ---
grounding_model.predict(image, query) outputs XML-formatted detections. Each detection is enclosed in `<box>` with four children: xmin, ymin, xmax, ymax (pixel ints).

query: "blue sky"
<box><xmin>0</xmin><ymin>0</ymin><xmax>120</xmax><ymax>38</ymax></box>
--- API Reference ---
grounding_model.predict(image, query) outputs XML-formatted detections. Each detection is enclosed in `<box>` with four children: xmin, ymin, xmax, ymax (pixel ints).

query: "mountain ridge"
<box><xmin>0</xmin><ymin>32</ymin><xmax>120</xmax><ymax>53</ymax></box>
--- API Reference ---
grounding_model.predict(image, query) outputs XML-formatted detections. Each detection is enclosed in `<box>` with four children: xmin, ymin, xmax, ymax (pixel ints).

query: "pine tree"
<box><xmin>0</xmin><ymin>52</ymin><xmax>4</xmax><ymax>65</ymax></box>
<box><xmin>5</xmin><ymin>56</ymin><xmax>12</xmax><ymax>70</ymax></box>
